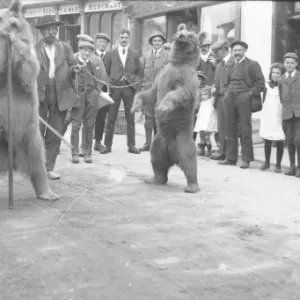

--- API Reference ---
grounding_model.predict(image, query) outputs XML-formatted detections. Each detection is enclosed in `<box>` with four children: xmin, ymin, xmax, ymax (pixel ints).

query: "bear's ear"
<box><xmin>198</xmin><ymin>31</ymin><xmax>208</xmax><ymax>45</ymax></box>
<box><xmin>9</xmin><ymin>0</ymin><xmax>22</xmax><ymax>15</ymax></box>
<box><xmin>177</xmin><ymin>23</ymin><xmax>186</xmax><ymax>32</ymax></box>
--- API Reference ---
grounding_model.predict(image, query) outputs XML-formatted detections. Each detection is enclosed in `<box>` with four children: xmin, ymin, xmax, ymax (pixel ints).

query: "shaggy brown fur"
<box><xmin>132</xmin><ymin>23</ymin><xmax>200</xmax><ymax>193</ymax></box>
<box><xmin>0</xmin><ymin>0</ymin><xmax>59</xmax><ymax>201</ymax></box>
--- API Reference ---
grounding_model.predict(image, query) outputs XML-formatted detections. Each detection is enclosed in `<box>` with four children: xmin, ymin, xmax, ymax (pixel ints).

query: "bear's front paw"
<box><xmin>184</xmin><ymin>184</ymin><xmax>200</xmax><ymax>193</ymax></box>
<box><xmin>157</xmin><ymin>102</ymin><xmax>172</xmax><ymax>113</ymax></box>
<box><xmin>38</xmin><ymin>189</ymin><xmax>60</xmax><ymax>201</ymax></box>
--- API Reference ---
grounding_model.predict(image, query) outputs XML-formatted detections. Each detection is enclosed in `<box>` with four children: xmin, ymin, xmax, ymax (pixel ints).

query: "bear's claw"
<box><xmin>38</xmin><ymin>190</ymin><xmax>60</xmax><ymax>201</ymax></box>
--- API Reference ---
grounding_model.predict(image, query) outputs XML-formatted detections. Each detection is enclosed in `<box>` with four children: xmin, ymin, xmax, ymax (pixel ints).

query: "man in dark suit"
<box><xmin>210</xmin><ymin>40</ymin><xmax>235</xmax><ymax>160</ymax></box>
<box><xmin>93</xmin><ymin>33</ymin><xmax>111</xmax><ymax>152</ymax></box>
<box><xmin>219</xmin><ymin>40</ymin><xmax>265</xmax><ymax>169</ymax></box>
<box><xmin>101</xmin><ymin>28</ymin><xmax>143</xmax><ymax>154</ymax></box>
<box><xmin>35</xmin><ymin>15</ymin><xmax>82</xmax><ymax>180</ymax></box>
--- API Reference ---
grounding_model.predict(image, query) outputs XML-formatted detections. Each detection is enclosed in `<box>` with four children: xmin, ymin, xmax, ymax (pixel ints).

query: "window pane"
<box><xmin>201</xmin><ymin>2</ymin><xmax>236</xmax><ymax>44</ymax></box>
<box><xmin>90</xmin><ymin>13</ymin><xmax>100</xmax><ymax>38</ymax></box>
<box><xmin>142</xmin><ymin>16</ymin><xmax>166</xmax><ymax>55</ymax></box>
<box><xmin>112</xmin><ymin>12</ymin><xmax>122</xmax><ymax>49</ymax></box>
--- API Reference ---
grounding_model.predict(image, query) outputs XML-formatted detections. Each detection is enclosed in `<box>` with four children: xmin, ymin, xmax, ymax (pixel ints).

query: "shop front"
<box><xmin>22</xmin><ymin>0</ymin><xmax>124</xmax><ymax>52</ymax></box>
<box><xmin>124</xmin><ymin>1</ymin><xmax>241</xmax><ymax>55</ymax></box>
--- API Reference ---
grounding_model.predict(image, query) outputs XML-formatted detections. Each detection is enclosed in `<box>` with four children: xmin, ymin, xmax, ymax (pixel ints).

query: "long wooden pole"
<box><xmin>7</xmin><ymin>36</ymin><xmax>13</xmax><ymax>209</ymax></box>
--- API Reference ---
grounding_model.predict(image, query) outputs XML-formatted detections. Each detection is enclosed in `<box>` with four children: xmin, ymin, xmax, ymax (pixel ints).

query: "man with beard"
<box><xmin>101</xmin><ymin>28</ymin><xmax>143</xmax><ymax>154</ymax></box>
<box><xmin>210</xmin><ymin>39</ymin><xmax>235</xmax><ymax>161</ymax></box>
<box><xmin>93</xmin><ymin>33</ymin><xmax>111</xmax><ymax>152</ymax></box>
<box><xmin>35</xmin><ymin>15</ymin><xmax>82</xmax><ymax>180</ymax></box>
<box><xmin>139</xmin><ymin>31</ymin><xmax>169</xmax><ymax>151</ymax></box>
<box><xmin>219</xmin><ymin>40</ymin><xmax>265</xmax><ymax>169</ymax></box>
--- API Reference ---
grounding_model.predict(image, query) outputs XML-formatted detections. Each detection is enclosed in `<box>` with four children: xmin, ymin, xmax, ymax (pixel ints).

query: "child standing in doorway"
<box><xmin>259</xmin><ymin>62</ymin><xmax>285</xmax><ymax>173</ymax></box>
<box><xmin>194</xmin><ymin>86</ymin><xmax>218</xmax><ymax>157</ymax></box>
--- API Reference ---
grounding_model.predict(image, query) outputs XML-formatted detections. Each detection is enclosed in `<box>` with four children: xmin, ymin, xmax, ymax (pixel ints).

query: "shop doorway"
<box><xmin>288</xmin><ymin>18</ymin><xmax>300</xmax><ymax>59</ymax></box>
<box><xmin>59</xmin><ymin>15</ymin><xmax>81</xmax><ymax>53</ymax></box>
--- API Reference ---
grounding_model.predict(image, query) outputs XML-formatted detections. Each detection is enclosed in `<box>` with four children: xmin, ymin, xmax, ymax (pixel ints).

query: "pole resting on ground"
<box><xmin>7</xmin><ymin>36</ymin><xmax>14</xmax><ymax>209</ymax></box>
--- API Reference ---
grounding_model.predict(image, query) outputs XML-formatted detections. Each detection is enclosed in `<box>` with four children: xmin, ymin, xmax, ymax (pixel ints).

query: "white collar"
<box><xmin>78</xmin><ymin>54</ymin><xmax>89</xmax><ymax>64</ymax></box>
<box><xmin>96</xmin><ymin>49</ymin><xmax>106</xmax><ymax>56</ymax></box>
<box><xmin>236</xmin><ymin>56</ymin><xmax>246</xmax><ymax>64</ymax></box>
<box><xmin>200</xmin><ymin>48</ymin><xmax>211</xmax><ymax>62</ymax></box>
<box><xmin>153</xmin><ymin>47</ymin><xmax>162</xmax><ymax>54</ymax></box>
<box><xmin>223</xmin><ymin>53</ymin><xmax>231</xmax><ymax>63</ymax></box>
<box><xmin>286</xmin><ymin>70</ymin><xmax>296</xmax><ymax>78</ymax></box>
<box><xmin>118</xmin><ymin>45</ymin><xmax>129</xmax><ymax>52</ymax></box>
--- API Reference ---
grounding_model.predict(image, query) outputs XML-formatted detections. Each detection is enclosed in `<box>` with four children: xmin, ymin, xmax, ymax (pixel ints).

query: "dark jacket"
<box><xmin>103</xmin><ymin>47</ymin><xmax>143</xmax><ymax>91</ymax></box>
<box><xmin>213</xmin><ymin>55</ymin><xmax>235</xmax><ymax>108</ymax></box>
<box><xmin>278</xmin><ymin>70</ymin><xmax>300</xmax><ymax>120</ymax></box>
<box><xmin>35</xmin><ymin>39</ymin><xmax>77</xmax><ymax>111</ymax></box>
<box><xmin>227</xmin><ymin>57</ymin><xmax>265</xmax><ymax>103</ymax></box>
<box><xmin>94</xmin><ymin>50</ymin><xmax>108</xmax><ymax>92</ymax></box>
<box><xmin>197</xmin><ymin>53</ymin><xmax>216</xmax><ymax>86</ymax></box>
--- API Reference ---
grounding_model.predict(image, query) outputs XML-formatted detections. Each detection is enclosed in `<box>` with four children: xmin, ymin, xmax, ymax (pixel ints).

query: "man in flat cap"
<box><xmin>35</xmin><ymin>15</ymin><xmax>83</xmax><ymax>180</ymax></box>
<box><xmin>137</xmin><ymin>30</ymin><xmax>169</xmax><ymax>151</ymax></box>
<box><xmin>279</xmin><ymin>52</ymin><xmax>300</xmax><ymax>177</ymax></box>
<box><xmin>219</xmin><ymin>40</ymin><xmax>265</xmax><ymax>169</ymax></box>
<box><xmin>210</xmin><ymin>39</ymin><xmax>235</xmax><ymax>160</ymax></box>
<box><xmin>93</xmin><ymin>33</ymin><xmax>111</xmax><ymax>152</ymax></box>
<box><xmin>68</xmin><ymin>40</ymin><xmax>107</xmax><ymax>164</ymax></box>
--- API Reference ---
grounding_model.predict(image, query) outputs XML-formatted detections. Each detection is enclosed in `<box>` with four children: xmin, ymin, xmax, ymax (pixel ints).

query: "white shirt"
<box><xmin>118</xmin><ymin>45</ymin><xmax>129</xmax><ymax>68</ymax></box>
<box><xmin>286</xmin><ymin>70</ymin><xmax>296</xmax><ymax>78</ymax></box>
<box><xmin>43</xmin><ymin>43</ymin><xmax>56</xmax><ymax>79</ymax></box>
<box><xmin>237</xmin><ymin>56</ymin><xmax>246</xmax><ymax>64</ymax></box>
<box><xmin>96</xmin><ymin>49</ymin><xmax>106</xmax><ymax>58</ymax></box>
<box><xmin>78</xmin><ymin>54</ymin><xmax>89</xmax><ymax>64</ymax></box>
<box><xmin>223</xmin><ymin>53</ymin><xmax>231</xmax><ymax>64</ymax></box>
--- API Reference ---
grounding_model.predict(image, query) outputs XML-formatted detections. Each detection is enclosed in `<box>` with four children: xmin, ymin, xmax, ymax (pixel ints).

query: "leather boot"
<box><xmin>198</xmin><ymin>144</ymin><xmax>205</xmax><ymax>156</ymax></box>
<box><xmin>296</xmin><ymin>147</ymin><xmax>300</xmax><ymax>178</ymax></box>
<box><xmin>140</xmin><ymin>128</ymin><xmax>152</xmax><ymax>152</ymax></box>
<box><xmin>285</xmin><ymin>144</ymin><xmax>296</xmax><ymax>176</ymax></box>
<box><xmin>94</xmin><ymin>140</ymin><xmax>101</xmax><ymax>151</ymax></box>
<box><xmin>206</xmin><ymin>144</ymin><xmax>212</xmax><ymax>157</ymax></box>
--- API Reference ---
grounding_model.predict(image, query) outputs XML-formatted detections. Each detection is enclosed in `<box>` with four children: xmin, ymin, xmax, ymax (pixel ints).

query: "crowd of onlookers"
<box><xmin>33</xmin><ymin>14</ymin><xmax>300</xmax><ymax>180</ymax></box>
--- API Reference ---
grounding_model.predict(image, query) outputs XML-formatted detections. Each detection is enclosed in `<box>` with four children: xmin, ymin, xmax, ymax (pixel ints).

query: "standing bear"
<box><xmin>132</xmin><ymin>24</ymin><xmax>200</xmax><ymax>193</ymax></box>
<box><xmin>0</xmin><ymin>0</ymin><xmax>59</xmax><ymax>201</ymax></box>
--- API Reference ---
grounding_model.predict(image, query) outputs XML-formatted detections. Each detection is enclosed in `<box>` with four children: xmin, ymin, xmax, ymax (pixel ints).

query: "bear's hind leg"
<box><xmin>176</xmin><ymin>133</ymin><xmax>200</xmax><ymax>193</ymax></box>
<box><xmin>16</xmin><ymin>123</ymin><xmax>59</xmax><ymax>201</ymax></box>
<box><xmin>145</xmin><ymin>134</ymin><xmax>172</xmax><ymax>185</ymax></box>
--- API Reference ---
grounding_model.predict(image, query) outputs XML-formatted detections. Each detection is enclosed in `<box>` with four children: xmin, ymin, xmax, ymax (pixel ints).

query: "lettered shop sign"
<box><xmin>59</xmin><ymin>4</ymin><xmax>82</xmax><ymax>15</ymax></box>
<box><xmin>23</xmin><ymin>7</ymin><xmax>56</xmax><ymax>18</ymax></box>
<box><xmin>84</xmin><ymin>0</ymin><xmax>122</xmax><ymax>13</ymax></box>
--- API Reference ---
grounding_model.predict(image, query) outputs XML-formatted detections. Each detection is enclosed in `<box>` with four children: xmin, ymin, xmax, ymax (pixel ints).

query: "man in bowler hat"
<box><xmin>210</xmin><ymin>39</ymin><xmax>235</xmax><ymax>160</ymax></box>
<box><xmin>35</xmin><ymin>15</ymin><xmax>82</xmax><ymax>180</ymax></box>
<box><xmin>101</xmin><ymin>28</ymin><xmax>143</xmax><ymax>154</ymax></box>
<box><xmin>93</xmin><ymin>33</ymin><xmax>111</xmax><ymax>152</ymax></box>
<box><xmin>219</xmin><ymin>40</ymin><xmax>265</xmax><ymax>169</ymax></box>
<box><xmin>138</xmin><ymin>30</ymin><xmax>169</xmax><ymax>151</ymax></box>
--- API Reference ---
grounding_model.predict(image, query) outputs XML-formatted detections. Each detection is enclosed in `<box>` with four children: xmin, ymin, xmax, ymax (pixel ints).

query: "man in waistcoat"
<box><xmin>219</xmin><ymin>40</ymin><xmax>265</xmax><ymax>169</ymax></box>
<box><xmin>101</xmin><ymin>28</ymin><xmax>143</xmax><ymax>154</ymax></box>
<box><xmin>35</xmin><ymin>15</ymin><xmax>82</xmax><ymax>180</ymax></box>
<box><xmin>210</xmin><ymin>39</ymin><xmax>235</xmax><ymax>160</ymax></box>
<box><xmin>138</xmin><ymin>30</ymin><xmax>169</xmax><ymax>151</ymax></box>
<box><xmin>93</xmin><ymin>33</ymin><xmax>111</xmax><ymax>152</ymax></box>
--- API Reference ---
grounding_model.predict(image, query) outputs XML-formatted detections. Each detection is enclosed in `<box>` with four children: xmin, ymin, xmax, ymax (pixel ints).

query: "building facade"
<box><xmin>21</xmin><ymin>0</ymin><xmax>125</xmax><ymax>52</ymax></box>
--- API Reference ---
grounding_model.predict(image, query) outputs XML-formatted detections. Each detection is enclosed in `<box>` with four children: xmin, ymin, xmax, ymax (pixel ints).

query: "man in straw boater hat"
<box><xmin>219</xmin><ymin>40</ymin><xmax>265</xmax><ymax>169</ymax></box>
<box><xmin>138</xmin><ymin>30</ymin><xmax>169</xmax><ymax>151</ymax></box>
<box><xmin>35</xmin><ymin>15</ymin><xmax>83</xmax><ymax>180</ymax></box>
<box><xmin>93</xmin><ymin>32</ymin><xmax>112</xmax><ymax>152</ymax></box>
<box><xmin>68</xmin><ymin>38</ymin><xmax>108</xmax><ymax>164</ymax></box>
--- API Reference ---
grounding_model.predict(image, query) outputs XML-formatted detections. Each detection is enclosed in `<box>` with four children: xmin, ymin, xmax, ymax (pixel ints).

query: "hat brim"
<box><xmin>36</xmin><ymin>21</ymin><xmax>64</xmax><ymax>29</ymax></box>
<box><xmin>230</xmin><ymin>41</ymin><xmax>248</xmax><ymax>49</ymax></box>
<box><xmin>94</xmin><ymin>35</ymin><xmax>111</xmax><ymax>43</ymax></box>
<box><xmin>149</xmin><ymin>35</ymin><xmax>167</xmax><ymax>45</ymax></box>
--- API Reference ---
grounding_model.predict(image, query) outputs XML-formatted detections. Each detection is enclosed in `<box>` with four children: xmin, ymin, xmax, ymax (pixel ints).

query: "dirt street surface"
<box><xmin>0</xmin><ymin>132</ymin><xmax>300</xmax><ymax>300</ymax></box>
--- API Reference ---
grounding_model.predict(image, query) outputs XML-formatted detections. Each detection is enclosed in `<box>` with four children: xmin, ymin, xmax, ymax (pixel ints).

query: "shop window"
<box><xmin>90</xmin><ymin>13</ymin><xmax>100</xmax><ymax>38</ymax></box>
<box><xmin>200</xmin><ymin>2</ymin><xmax>236</xmax><ymax>44</ymax></box>
<box><xmin>111</xmin><ymin>12</ymin><xmax>122</xmax><ymax>49</ymax></box>
<box><xmin>166</xmin><ymin>7</ymin><xmax>198</xmax><ymax>42</ymax></box>
<box><xmin>100</xmin><ymin>13</ymin><xmax>111</xmax><ymax>38</ymax></box>
<box><xmin>142</xmin><ymin>15</ymin><xmax>166</xmax><ymax>55</ymax></box>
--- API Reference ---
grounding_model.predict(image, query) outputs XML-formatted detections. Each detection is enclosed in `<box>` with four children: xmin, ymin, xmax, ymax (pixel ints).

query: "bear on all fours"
<box><xmin>132</xmin><ymin>24</ymin><xmax>200</xmax><ymax>193</ymax></box>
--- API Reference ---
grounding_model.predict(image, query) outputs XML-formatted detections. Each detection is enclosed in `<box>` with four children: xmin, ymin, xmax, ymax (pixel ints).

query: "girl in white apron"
<box><xmin>259</xmin><ymin>63</ymin><xmax>285</xmax><ymax>172</ymax></box>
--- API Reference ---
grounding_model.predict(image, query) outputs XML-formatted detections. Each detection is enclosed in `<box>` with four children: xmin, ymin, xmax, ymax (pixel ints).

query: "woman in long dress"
<box><xmin>259</xmin><ymin>63</ymin><xmax>285</xmax><ymax>173</ymax></box>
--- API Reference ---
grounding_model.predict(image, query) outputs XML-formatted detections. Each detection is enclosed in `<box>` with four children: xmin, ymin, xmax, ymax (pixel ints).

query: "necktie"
<box><xmin>122</xmin><ymin>48</ymin><xmax>125</xmax><ymax>55</ymax></box>
<box><xmin>154</xmin><ymin>50</ymin><xmax>157</xmax><ymax>58</ymax></box>
<box><xmin>100</xmin><ymin>52</ymin><xmax>104</xmax><ymax>59</ymax></box>
<box><xmin>288</xmin><ymin>75</ymin><xmax>292</xmax><ymax>83</ymax></box>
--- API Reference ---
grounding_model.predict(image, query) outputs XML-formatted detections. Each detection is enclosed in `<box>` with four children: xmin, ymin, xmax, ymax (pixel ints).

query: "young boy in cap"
<box><xmin>278</xmin><ymin>52</ymin><xmax>300</xmax><ymax>177</ymax></box>
<box><xmin>93</xmin><ymin>33</ymin><xmax>111</xmax><ymax>152</ymax></box>
<box><xmin>69</xmin><ymin>40</ymin><xmax>106</xmax><ymax>163</ymax></box>
<box><xmin>138</xmin><ymin>30</ymin><xmax>169</xmax><ymax>151</ymax></box>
